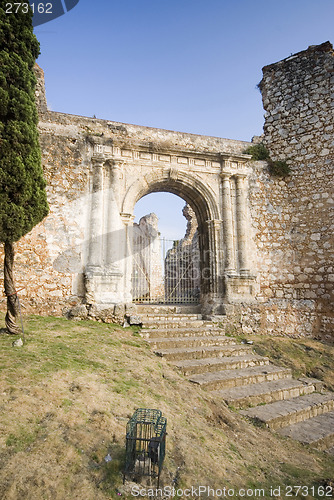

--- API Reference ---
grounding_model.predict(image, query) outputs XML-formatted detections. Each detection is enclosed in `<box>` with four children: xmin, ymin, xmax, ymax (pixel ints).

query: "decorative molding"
<box><xmin>168</xmin><ymin>167</ymin><xmax>179</xmax><ymax>181</ymax></box>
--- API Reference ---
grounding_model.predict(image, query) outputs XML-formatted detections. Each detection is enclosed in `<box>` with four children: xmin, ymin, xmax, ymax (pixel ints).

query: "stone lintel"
<box><xmin>205</xmin><ymin>218</ymin><xmax>223</xmax><ymax>228</ymax></box>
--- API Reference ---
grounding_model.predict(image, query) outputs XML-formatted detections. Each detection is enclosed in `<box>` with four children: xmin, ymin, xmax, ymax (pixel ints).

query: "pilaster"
<box><xmin>221</xmin><ymin>174</ymin><xmax>236</xmax><ymax>274</ymax></box>
<box><xmin>201</xmin><ymin>218</ymin><xmax>225</xmax><ymax>316</ymax></box>
<box><xmin>121</xmin><ymin>213</ymin><xmax>136</xmax><ymax>303</ymax></box>
<box><xmin>105</xmin><ymin>160</ymin><xmax>124</xmax><ymax>271</ymax></box>
<box><xmin>87</xmin><ymin>156</ymin><xmax>104</xmax><ymax>269</ymax></box>
<box><xmin>235</xmin><ymin>174</ymin><xmax>250</xmax><ymax>275</ymax></box>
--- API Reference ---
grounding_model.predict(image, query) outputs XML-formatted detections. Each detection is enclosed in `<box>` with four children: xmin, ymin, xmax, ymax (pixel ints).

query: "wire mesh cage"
<box><xmin>123</xmin><ymin>408</ymin><xmax>167</xmax><ymax>486</ymax></box>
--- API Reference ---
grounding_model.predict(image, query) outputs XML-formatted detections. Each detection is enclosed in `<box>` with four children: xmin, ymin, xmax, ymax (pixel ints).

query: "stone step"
<box><xmin>173</xmin><ymin>354</ymin><xmax>270</xmax><ymax>376</ymax></box>
<box><xmin>141</xmin><ymin>314</ymin><xmax>205</xmax><ymax>324</ymax></box>
<box><xmin>141</xmin><ymin>326</ymin><xmax>222</xmax><ymax>338</ymax></box>
<box><xmin>189</xmin><ymin>365</ymin><xmax>292</xmax><ymax>391</ymax></box>
<box><xmin>142</xmin><ymin>314</ymin><xmax>202</xmax><ymax>321</ymax></box>
<box><xmin>135</xmin><ymin>305</ymin><xmax>202</xmax><ymax>315</ymax></box>
<box><xmin>142</xmin><ymin>320</ymin><xmax>210</xmax><ymax>329</ymax></box>
<box><xmin>155</xmin><ymin>344</ymin><xmax>253</xmax><ymax>361</ymax></box>
<box><xmin>212</xmin><ymin>378</ymin><xmax>323</xmax><ymax>409</ymax></box>
<box><xmin>241</xmin><ymin>392</ymin><xmax>334</xmax><ymax>430</ymax></box>
<box><xmin>147</xmin><ymin>335</ymin><xmax>235</xmax><ymax>350</ymax></box>
<box><xmin>278</xmin><ymin>411</ymin><xmax>334</xmax><ymax>451</ymax></box>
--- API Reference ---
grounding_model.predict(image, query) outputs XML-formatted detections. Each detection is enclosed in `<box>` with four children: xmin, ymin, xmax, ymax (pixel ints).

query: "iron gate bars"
<box><xmin>123</xmin><ymin>408</ymin><xmax>167</xmax><ymax>487</ymax></box>
<box><xmin>132</xmin><ymin>236</ymin><xmax>200</xmax><ymax>304</ymax></box>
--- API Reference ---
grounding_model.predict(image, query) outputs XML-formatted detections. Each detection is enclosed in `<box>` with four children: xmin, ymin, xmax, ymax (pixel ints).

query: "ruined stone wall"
<box><xmin>0</xmin><ymin>64</ymin><xmax>250</xmax><ymax>318</ymax></box>
<box><xmin>164</xmin><ymin>204</ymin><xmax>200</xmax><ymax>303</ymax></box>
<box><xmin>0</xmin><ymin>66</ymin><xmax>92</xmax><ymax>316</ymax></box>
<box><xmin>0</xmin><ymin>47</ymin><xmax>332</xmax><ymax>340</ymax></box>
<box><xmin>132</xmin><ymin>213</ymin><xmax>164</xmax><ymax>302</ymax></box>
<box><xmin>248</xmin><ymin>42</ymin><xmax>333</xmax><ymax>340</ymax></box>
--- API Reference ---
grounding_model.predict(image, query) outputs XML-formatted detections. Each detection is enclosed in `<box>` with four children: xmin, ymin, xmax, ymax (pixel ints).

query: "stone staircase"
<box><xmin>137</xmin><ymin>306</ymin><xmax>334</xmax><ymax>454</ymax></box>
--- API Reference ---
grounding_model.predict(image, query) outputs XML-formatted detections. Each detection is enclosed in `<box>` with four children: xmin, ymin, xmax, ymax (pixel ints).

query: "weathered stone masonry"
<box><xmin>0</xmin><ymin>42</ymin><xmax>333</xmax><ymax>340</ymax></box>
<box><xmin>258</xmin><ymin>41</ymin><xmax>334</xmax><ymax>340</ymax></box>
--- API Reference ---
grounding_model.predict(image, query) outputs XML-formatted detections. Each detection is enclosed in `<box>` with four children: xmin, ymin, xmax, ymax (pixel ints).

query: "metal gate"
<box><xmin>132</xmin><ymin>235</ymin><xmax>200</xmax><ymax>304</ymax></box>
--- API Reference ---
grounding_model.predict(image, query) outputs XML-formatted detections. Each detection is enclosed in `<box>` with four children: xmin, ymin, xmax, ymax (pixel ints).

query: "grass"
<box><xmin>0</xmin><ymin>313</ymin><xmax>333</xmax><ymax>499</ymax></box>
<box><xmin>5</xmin><ymin>425</ymin><xmax>41</xmax><ymax>452</ymax></box>
<box><xmin>249</xmin><ymin>334</ymin><xmax>334</xmax><ymax>391</ymax></box>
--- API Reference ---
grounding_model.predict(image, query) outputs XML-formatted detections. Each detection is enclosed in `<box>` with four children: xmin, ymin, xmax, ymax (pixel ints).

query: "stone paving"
<box><xmin>278</xmin><ymin>412</ymin><xmax>334</xmax><ymax>451</ymax></box>
<box><xmin>139</xmin><ymin>307</ymin><xmax>334</xmax><ymax>454</ymax></box>
<box><xmin>240</xmin><ymin>393</ymin><xmax>334</xmax><ymax>430</ymax></box>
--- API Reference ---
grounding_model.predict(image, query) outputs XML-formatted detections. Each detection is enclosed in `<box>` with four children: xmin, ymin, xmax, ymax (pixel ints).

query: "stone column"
<box><xmin>88</xmin><ymin>156</ymin><xmax>104</xmax><ymax>268</ymax></box>
<box><xmin>202</xmin><ymin>219</ymin><xmax>225</xmax><ymax>316</ymax></box>
<box><xmin>121</xmin><ymin>213</ymin><xmax>135</xmax><ymax>303</ymax></box>
<box><xmin>106</xmin><ymin>160</ymin><xmax>122</xmax><ymax>269</ymax></box>
<box><xmin>221</xmin><ymin>174</ymin><xmax>236</xmax><ymax>274</ymax></box>
<box><xmin>110</xmin><ymin>160</ymin><xmax>122</xmax><ymax>207</ymax></box>
<box><xmin>235</xmin><ymin>174</ymin><xmax>250</xmax><ymax>275</ymax></box>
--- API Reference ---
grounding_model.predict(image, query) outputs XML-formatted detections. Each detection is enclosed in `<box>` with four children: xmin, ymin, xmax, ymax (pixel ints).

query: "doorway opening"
<box><xmin>132</xmin><ymin>193</ymin><xmax>200</xmax><ymax>304</ymax></box>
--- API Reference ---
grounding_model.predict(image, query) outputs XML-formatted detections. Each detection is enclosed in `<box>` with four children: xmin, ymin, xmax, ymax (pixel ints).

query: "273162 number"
<box><xmin>285</xmin><ymin>485</ymin><xmax>333</xmax><ymax>497</ymax></box>
<box><xmin>5</xmin><ymin>3</ymin><xmax>53</xmax><ymax>14</ymax></box>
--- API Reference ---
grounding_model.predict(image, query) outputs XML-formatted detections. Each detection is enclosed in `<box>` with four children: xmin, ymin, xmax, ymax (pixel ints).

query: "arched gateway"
<box><xmin>84</xmin><ymin>142</ymin><xmax>257</xmax><ymax>317</ymax></box>
<box><xmin>4</xmin><ymin>47</ymin><xmax>331</xmax><ymax>337</ymax></box>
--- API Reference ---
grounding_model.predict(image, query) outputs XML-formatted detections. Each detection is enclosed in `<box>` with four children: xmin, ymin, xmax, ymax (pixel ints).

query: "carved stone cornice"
<box><xmin>91</xmin><ymin>138</ymin><xmax>252</xmax><ymax>173</ymax></box>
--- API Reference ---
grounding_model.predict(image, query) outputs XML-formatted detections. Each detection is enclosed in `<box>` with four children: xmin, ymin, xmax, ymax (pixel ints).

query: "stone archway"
<box><xmin>84</xmin><ymin>143</ymin><xmax>257</xmax><ymax>317</ymax></box>
<box><xmin>122</xmin><ymin>170</ymin><xmax>224</xmax><ymax>314</ymax></box>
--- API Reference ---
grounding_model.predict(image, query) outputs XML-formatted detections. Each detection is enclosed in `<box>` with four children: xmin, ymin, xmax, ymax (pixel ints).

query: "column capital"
<box><xmin>220</xmin><ymin>172</ymin><xmax>232</xmax><ymax>181</ymax></box>
<box><xmin>205</xmin><ymin>219</ymin><xmax>223</xmax><ymax>229</ymax></box>
<box><xmin>120</xmin><ymin>213</ymin><xmax>135</xmax><ymax>224</ymax></box>
<box><xmin>91</xmin><ymin>155</ymin><xmax>105</xmax><ymax>167</ymax></box>
<box><xmin>106</xmin><ymin>158</ymin><xmax>125</xmax><ymax>169</ymax></box>
<box><xmin>235</xmin><ymin>173</ymin><xmax>248</xmax><ymax>182</ymax></box>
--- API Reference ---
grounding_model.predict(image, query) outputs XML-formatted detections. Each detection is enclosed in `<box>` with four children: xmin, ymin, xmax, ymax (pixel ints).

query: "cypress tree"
<box><xmin>0</xmin><ymin>1</ymin><xmax>49</xmax><ymax>333</ymax></box>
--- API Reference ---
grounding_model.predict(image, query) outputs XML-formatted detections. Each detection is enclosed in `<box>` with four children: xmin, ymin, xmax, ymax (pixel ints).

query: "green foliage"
<box><xmin>244</xmin><ymin>143</ymin><xmax>270</xmax><ymax>161</ymax></box>
<box><xmin>268</xmin><ymin>159</ymin><xmax>291</xmax><ymax>177</ymax></box>
<box><xmin>244</xmin><ymin>143</ymin><xmax>291</xmax><ymax>177</ymax></box>
<box><xmin>0</xmin><ymin>3</ymin><xmax>49</xmax><ymax>243</ymax></box>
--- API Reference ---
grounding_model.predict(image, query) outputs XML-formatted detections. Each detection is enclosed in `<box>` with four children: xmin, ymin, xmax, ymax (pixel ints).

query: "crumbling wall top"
<box><xmin>34</xmin><ymin>63</ymin><xmax>48</xmax><ymax>114</ymax></box>
<box><xmin>261</xmin><ymin>41</ymin><xmax>333</xmax><ymax>73</ymax></box>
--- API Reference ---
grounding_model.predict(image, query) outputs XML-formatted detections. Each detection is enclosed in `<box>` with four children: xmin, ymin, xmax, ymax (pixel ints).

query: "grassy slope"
<box><xmin>252</xmin><ymin>336</ymin><xmax>334</xmax><ymax>392</ymax></box>
<box><xmin>0</xmin><ymin>314</ymin><xmax>333</xmax><ymax>499</ymax></box>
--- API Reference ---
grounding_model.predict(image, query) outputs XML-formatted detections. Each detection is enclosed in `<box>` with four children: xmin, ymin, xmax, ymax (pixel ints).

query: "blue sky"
<box><xmin>35</xmin><ymin>0</ymin><xmax>334</xmax><ymax>238</ymax></box>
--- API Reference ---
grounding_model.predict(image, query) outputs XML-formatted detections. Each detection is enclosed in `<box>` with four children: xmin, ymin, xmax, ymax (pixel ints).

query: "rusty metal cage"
<box><xmin>123</xmin><ymin>408</ymin><xmax>167</xmax><ymax>486</ymax></box>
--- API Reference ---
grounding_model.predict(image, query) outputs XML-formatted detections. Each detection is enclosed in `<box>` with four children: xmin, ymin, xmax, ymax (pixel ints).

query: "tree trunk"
<box><xmin>4</xmin><ymin>242</ymin><xmax>21</xmax><ymax>334</ymax></box>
